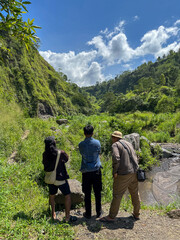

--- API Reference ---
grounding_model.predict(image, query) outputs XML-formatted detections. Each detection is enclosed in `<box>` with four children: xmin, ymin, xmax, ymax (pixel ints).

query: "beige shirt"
<box><xmin>112</xmin><ymin>139</ymin><xmax>139</xmax><ymax>175</ymax></box>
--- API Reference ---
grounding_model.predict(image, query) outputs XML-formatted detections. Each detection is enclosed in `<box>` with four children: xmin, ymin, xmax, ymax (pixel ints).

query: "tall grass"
<box><xmin>0</xmin><ymin>104</ymin><xmax>74</xmax><ymax>239</ymax></box>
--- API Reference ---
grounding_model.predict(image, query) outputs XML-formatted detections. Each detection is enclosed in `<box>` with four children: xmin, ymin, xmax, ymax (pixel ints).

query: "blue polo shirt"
<box><xmin>79</xmin><ymin>137</ymin><xmax>101</xmax><ymax>173</ymax></box>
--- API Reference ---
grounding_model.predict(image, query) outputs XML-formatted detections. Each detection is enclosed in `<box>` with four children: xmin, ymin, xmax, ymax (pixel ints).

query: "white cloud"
<box><xmin>154</xmin><ymin>42</ymin><xmax>180</xmax><ymax>58</ymax></box>
<box><xmin>88</xmin><ymin>36</ymin><xmax>109</xmax><ymax>59</ymax></box>
<box><xmin>88</xmin><ymin>32</ymin><xmax>134</xmax><ymax>65</ymax></box>
<box><xmin>135</xmin><ymin>25</ymin><xmax>180</xmax><ymax>57</ymax></box>
<box><xmin>107</xmin><ymin>21</ymin><xmax>125</xmax><ymax>39</ymax></box>
<box><xmin>135</xmin><ymin>26</ymin><xmax>170</xmax><ymax>55</ymax></box>
<box><xmin>89</xmin><ymin>21</ymin><xmax>180</xmax><ymax>66</ymax></box>
<box><xmin>100</xmin><ymin>28</ymin><xmax>108</xmax><ymax>35</ymax></box>
<box><xmin>40</xmin><ymin>19</ymin><xmax>180</xmax><ymax>87</ymax></box>
<box><xmin>174</xmin><ymin>20</ymin><xmax>180</xmax><ymax>26</ymax></box>
<box><xmin>98</xmin><ymin>21</ymin><xmax>125</xmax><ymax>39</ymax></box>
<box><xmin>141</xmin><ymin>59</ymin><xmax>148</xmax><ymax>64</ymax></box>
<box><xmin>123</xmin><ymin>64</ymin><xmax>132</xmax><ymax>69</ymax></box>
<box><xmin>40</xmin><ymin>50</ymin><xmax>104</xmax><ymax>87</ymax></box>
<box><xmin>109</xmin><ymin>33</ymin><xmax>135</xmax><ymax>63</ymax></box>
<box><xmin>133</xmin><ymin>15</ymin><xmax>139</xmax><ymax>21</ymax></box>
<box><xmin>81</xmin><ymin>62</ymin><xmax>104</xmax><ymax>86</ymax></box>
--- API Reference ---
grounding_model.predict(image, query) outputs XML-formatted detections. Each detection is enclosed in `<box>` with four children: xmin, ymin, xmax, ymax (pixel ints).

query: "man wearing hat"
<box><xmin>100</xmin><ymin>131</ymin><xmax>140</xmax><ymax>222</ymax></box>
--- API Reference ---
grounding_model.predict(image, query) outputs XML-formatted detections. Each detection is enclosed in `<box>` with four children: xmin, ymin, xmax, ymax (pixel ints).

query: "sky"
<box><xmin>25</xmin><ymin>0</ymin><xmax>180</xmax><ymax>87</ymax></box>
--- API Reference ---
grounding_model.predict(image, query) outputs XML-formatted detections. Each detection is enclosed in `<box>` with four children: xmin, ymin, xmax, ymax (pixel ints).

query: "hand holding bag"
<box><xmin>44</xmin><ymin>150</ymin><xmax>61</xmax><ymax>184</ymax></box>
<box><xmin>137</xmin><ymin>168</ymin><xmax>146</xmax><ymax>182</ymax></box>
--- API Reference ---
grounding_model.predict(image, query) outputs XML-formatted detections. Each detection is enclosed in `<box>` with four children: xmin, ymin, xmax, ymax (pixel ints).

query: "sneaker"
<box><xmin>83</xmin><ymin>212</ymin><xmax>91</xmax><ymax>219</ymax></box>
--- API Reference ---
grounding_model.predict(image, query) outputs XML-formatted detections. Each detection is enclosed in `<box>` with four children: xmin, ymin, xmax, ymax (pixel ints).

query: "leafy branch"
<box><xmin>0</xmin><ymin>0</ymin><xmax>41</xmax><ymax>49</ymax></box>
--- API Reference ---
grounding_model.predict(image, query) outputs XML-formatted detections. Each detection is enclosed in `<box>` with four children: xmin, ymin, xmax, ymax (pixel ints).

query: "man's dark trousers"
<box><xmin>82</xmin><ymin>169</ymin><xmax>102</xmax><ymax>217</ymax></box>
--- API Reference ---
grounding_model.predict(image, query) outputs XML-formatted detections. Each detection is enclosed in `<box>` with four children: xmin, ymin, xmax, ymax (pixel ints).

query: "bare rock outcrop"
<box><xmin>37</xmin><ymin>102</ymin><xmax>54</xmax><ymax>119</ymax></box>
<box><xmin>56</xmin><ymin>119</ymin><xmax>68</xmax><ymax>125</ymax></box>
<box><xmin>124</xmin><ymin>133</ymin><xmax>140</xmax><ymax>151</ymax></box>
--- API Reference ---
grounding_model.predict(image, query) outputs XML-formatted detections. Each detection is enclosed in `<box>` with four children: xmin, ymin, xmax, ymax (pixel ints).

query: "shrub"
<box><xmin>155</xmin><ymin>95</ymin><xmax>175</xmax><ymax>113</ymax></box>
<box><xmin>138</xmin><ymin>139</ymin><xmax>158</xmax><ymax>170</ymax></box>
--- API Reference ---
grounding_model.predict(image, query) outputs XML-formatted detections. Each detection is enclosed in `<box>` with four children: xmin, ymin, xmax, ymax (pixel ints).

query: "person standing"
<box><xmin>43</xmin><ymin>136</ymin><xmax>77</xmax><ymax>223</ymax></box>
<box><xmin>79</xmin><ymin>125</ymin><xmax>103</xmax><ymax>219</ymax></box>
<box><xmin>100</xmin><ymin>131</ymin><xmax>140</xmax><ymax>222</ymax></box>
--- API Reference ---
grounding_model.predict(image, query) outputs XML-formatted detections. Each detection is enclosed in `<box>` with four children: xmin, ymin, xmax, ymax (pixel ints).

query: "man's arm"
<box><xmin>78</xmin><ymin>142</ymin><xmax>83</xmax><ymax>155</ymax></box>
<box><xmin>97</xmin><ymin>140</ymin><xmax>101</xmax><ymax>154</ymax></box>
<box><xmin>112</xmin><ymin>143</ymin><xmax>120</xmax><ymax>178</ymax></box>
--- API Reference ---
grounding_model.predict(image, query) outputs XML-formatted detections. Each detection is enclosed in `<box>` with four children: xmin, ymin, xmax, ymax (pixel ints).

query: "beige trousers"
<box><xmin>109</xmin><ymin>173</ymin><xmax>140</xmax><ymax>219</ymax></box>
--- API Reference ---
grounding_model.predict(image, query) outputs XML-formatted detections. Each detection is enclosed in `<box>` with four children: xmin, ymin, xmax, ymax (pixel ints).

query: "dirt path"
<box><xmin>57</xmin><ymin>204</ymin><xmax>180</xmax><ymax>240</ymax></box>
<box><xmin>8</xmin><ymin>130</ymin><xmax>30</xmax><ymax>164</ymax></box>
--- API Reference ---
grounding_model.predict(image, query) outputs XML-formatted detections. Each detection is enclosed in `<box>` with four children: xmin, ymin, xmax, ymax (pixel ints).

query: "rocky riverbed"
<box><xmin>139</xmin><ymin>143</ymin><xmax>180</xmax><ymax>206</ymax></box>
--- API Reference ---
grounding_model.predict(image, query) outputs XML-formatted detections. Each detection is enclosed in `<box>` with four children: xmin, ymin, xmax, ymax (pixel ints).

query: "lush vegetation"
<box><xmin>0</xmin><ymin>97</ymin><xmax>180</xmax><ymax>238</ymax></box>
<box><xmin>84</xmin><ymin>50</ymin><xmax>180</xmax><ymax>114</ymax></box>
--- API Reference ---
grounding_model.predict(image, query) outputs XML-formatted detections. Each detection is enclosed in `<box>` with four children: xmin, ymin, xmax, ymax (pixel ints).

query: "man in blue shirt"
<box><xmin>79</xmin><ymin>125</ymin><xmax>102</xmax><ymax>219</ymax></box>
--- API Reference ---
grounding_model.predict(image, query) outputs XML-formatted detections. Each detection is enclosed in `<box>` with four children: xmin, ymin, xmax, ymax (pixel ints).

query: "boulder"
<box><xmin>167</xmin><ymin>209</ymin><xmax>180</xmax><ymax>219</ymax></box>
<box><xmin>37</xmin><ymin>102</ymin><xmax>54</xmax><ymax>118</ymax></box>
<box><xmin>56</xmin><ymin>119</ymin><xmax>68</xmax><ymax>125</ymax></box>
<box><xmin>50</xmin><ymin>127</ymin><xmax>56</xmax><ymax>131</ymax></box>
<box><xmin>150</xmin><ymin>143</ymin><xmax>178</xmax><ymax>158</ymax></box>
<box><xmin>159</xmin><ymin>143</ymin><xmax>180</xmax><ymax>154</ymax></box>
<box><xmin>55</xmin><ymin>179</ymin><xmax>84</xmax><ymax>205</ymax></box>
<box><xmin>123</xmin><ymin>133</ymin><xmax>140</xmax><ymax>151</ymax></box>
<box><xmin>141</xmin><ymin>136</ymin><xmax>151</xmax><ymax>144</ymax></box>
<box><xmin>161</xmin><ymin>148</ymin><xmax>174</xmax><ymax>158</ymax></box>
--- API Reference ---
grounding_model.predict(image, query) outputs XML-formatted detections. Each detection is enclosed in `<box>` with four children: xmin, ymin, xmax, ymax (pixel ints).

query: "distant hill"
<box><xmin>0</xmin><ymin>35</ymin><xmax>93</xmax><ymax>117</ymax></box>
<box><xmin>83</xmin><ymin>50</ymin><xmax>180</xmax><ymax>113</ymax></box>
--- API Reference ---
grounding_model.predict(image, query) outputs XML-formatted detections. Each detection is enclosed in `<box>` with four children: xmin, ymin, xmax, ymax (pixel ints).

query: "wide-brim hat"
<box><xmin>111</xmin><ymin>131</ymin><xmax>122</xmax><ymax>139</ymax></box>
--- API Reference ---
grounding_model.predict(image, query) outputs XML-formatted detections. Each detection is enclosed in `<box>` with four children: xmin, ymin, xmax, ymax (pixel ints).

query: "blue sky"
<box><xmin>26</xmin><ymin>0</ymin><xmax>180</xmax><ymax>86</ymax></box>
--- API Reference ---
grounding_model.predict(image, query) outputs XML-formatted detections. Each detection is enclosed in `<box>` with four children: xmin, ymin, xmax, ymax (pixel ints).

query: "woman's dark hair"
<box><xmin>83</xmin><ymin>125</ymin><xmax>94</xmax><ymax>135</ymax></box>
<box><xmin>44</xmin><ymin>136</ymin><xmax>56</xmax><ymax>153</ymax></box>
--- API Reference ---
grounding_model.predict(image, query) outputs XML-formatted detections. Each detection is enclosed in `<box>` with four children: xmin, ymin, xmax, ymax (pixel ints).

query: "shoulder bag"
<box><xmin>44</xmin><ymin>150</ymin><xmax>61</xmax><ymax>184</ymax></box>
<box><xmin>119</xmin><ymin>141</ymin><xmax>146</xmax><ymax>182</ymax></box>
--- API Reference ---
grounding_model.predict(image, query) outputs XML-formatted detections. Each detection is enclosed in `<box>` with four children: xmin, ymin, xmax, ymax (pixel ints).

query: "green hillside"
<box><xmin>84</xmin><ymin>50</ymin><xmax>180</xmax><ymax>113</ymax></box>
<box><xmin>0</xmin><ymin>35</ymin><xmax>94</xmax><ymax>117</ymax></box>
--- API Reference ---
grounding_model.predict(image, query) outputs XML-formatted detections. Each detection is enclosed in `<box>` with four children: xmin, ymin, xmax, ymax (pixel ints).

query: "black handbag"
<box><xmin>137</xmin><ymin>168</ymin><xmax>146</xmax><ymax>182</ymax></box>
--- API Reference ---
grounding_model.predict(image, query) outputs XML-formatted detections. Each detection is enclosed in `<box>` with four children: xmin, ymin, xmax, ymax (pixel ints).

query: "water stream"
<box><xmin>139</xmin><ymin>154</ymin><xmax>180</xmax><ymax>206</ymax></box>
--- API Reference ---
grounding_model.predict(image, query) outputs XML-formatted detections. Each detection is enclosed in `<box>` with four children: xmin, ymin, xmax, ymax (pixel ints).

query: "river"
<box><xmin>139</xmin><ymin>143</ymin><xmax>180</xmax><ymax>206</ymax></box>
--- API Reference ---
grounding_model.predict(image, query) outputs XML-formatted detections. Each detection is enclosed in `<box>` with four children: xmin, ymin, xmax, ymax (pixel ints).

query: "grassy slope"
<box><xmin>0</xmin><ymin>36</ymin><xmax>94</xmax><ymax>117</ymax></box>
